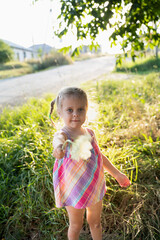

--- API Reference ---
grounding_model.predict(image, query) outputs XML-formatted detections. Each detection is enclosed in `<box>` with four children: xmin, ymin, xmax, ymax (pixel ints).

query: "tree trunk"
<box><xmin>155</xmin><ymin>22</ymin><xmax>159</xmax><ymax>59</ymax></box>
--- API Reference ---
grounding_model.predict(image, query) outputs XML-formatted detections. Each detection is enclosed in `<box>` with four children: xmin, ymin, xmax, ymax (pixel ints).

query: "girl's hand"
<box><xmin>115</xmin><ymin>173</ymin><xmax>131</xmax><ymax>188</ymax></box>
<box><xmin>53</xmin><ymin>145</ymin><xmax>65</xmax><ymax>159</ymax></box>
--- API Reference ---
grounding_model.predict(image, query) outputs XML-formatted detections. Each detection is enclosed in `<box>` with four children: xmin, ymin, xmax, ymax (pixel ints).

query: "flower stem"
<box><xmin>62</xmin><ymin>139</ymin><xmax>73</xmax><ymax>150</ymax></box>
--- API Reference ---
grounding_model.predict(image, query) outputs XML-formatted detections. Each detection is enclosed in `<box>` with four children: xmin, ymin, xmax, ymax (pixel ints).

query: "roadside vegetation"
<box><xmin>0</xmin><ymin>58</ymin><xmax>160</xmax><ymax>239</ymax></box>
<box><xmin>0</xmin><ymin>51</ymin><xmax>73</xmax><ymax>80</ymax></box>
<box><xmin>73</xmin><ymin>52</ymin><xmax>107</xmax><ymax>61</ymax></box>
<box><xmin>0</xmin><ymin>40</ymin><xmax>14</xmax><ymax>64</ymax></box>
<box><xmin>115</xmin><ymin>55</ymin><xmax>160</xmax><ymax>74</ymax></box>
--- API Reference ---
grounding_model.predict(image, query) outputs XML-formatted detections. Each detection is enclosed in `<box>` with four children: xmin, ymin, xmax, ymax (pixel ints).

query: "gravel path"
<box><xmin>0</xmin><ymin>55</ymin><xmax>116</xmax><ymax>110</ymax></box>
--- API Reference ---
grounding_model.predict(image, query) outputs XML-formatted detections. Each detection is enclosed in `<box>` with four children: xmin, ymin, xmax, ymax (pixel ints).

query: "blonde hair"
<box><xmin>49</xmin><ymin>87</ymin><xmax>88</xmax><ymax>117</ymax></box>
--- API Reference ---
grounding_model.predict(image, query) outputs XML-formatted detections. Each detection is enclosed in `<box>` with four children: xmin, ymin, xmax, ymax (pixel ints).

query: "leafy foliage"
<box><xmin>0</xmin><ymin>40</ymin><xmax>14</xmax><ymax>64</ymax></box>
<box><xmin>56</xmin><ymin>0</ymin><xmax>160</xmax><ymax>59</ymax></box>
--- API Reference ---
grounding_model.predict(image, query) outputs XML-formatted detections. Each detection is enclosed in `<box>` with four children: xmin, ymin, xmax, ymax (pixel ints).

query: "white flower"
<box><xmin>63</xmin><ymin>134</ymin><xmax>92</xmax><ymax>162</ymax></box>
<box><xmin>71</xmin><ymin>134</ymin><xmax>92</xmax><ymax>161</ymax></box>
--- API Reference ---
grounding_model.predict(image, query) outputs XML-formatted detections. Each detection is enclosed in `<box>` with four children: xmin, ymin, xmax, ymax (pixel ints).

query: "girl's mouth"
<box><xmin>71</xmin><ymin>120</ymin><xmax>80</xmax><ymax>122</ymax></box>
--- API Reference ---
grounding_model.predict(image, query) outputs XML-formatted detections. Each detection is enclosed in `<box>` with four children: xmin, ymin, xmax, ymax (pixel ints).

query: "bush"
<box><xmin>0</xmin><ymin>40</ymin><xmax>14</xmax><ymax>64</ymax></box>
<box><xmin>27</xmin><ymin>51</ymin><xmax>73</xmax><ymax>71</ymax></box>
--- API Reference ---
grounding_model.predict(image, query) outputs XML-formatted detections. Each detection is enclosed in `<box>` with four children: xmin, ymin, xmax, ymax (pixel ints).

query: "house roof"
<box><xmin>1</xmin><ymin>39</ymin><xmax>35</xmax><ymax>52</ymax></box>
<box><xmin>29</xmin><ymin>44</ymin><xmax>53</xmax><ymax>54</ymax></box>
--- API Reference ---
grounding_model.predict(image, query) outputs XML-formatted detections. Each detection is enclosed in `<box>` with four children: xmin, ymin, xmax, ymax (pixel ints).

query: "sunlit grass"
<box><xmin>115</xmin><ymin>55</ymin><xmax>160</xmax><ymax>74</ymax></box>
<box><xmin>0</xmin><ymin>72</ymin><xmax>160</xmax><ymax>239</ymax></box>
<box><xmin>82</xmin><ymin>72</ymin><xmax>160</xmax><ymax>239</ymax></box>
<box><xmin>0</xmin><ymin>52</ymin><xmax>72</xmax><ymax>80</ymax></box>
<box><xmin>87</xmin><ymin>100</ymin><xmax>98</xmax><ymax>123</ymax></box>
<box><xmin>0</xmin><ymin>62</ymin><xmax>33</xmax><ymax>79</ymax></box>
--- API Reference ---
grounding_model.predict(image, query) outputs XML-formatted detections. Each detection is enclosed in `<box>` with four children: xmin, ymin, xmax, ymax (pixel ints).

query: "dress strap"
<box><xmin>61</xmin><ymin>128</ymin><xmax>71</xmax><ymax>139</ymax></box>
<box><xmin>86</xmin><ymin>128</ymin><xmax>94</xmax><ymax>137</ymax></box>
<box><xmin>61</xmin><ymin>127</ymin><xmax>94</xmax><ymax>139</ymax></box>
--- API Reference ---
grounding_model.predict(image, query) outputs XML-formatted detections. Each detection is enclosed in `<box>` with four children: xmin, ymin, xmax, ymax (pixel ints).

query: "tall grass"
<box><xmin>115</xmin><ymin>56</ymin><xmax>160</xmax><ymax>73</ymax></box>
<box><xmin>84</xmin><ymin>72</ymin><xmax>160</xmax><ymax>239</ymax></box>
<box><xmin>0</xmin><ymin>97</ymin><xmax>67</xmax><ymax>239</ymax></box>
<box><xmin>0</xmin><ymin>73</ymin><xmax>160</xmax><ymax>239</ymax></box>
<box><xmin>0</xmin><ymin>51</ymin><xmax>72</xmax><ymax>80</ymax></box>
<box><xmin>27</xmin><ymin>51</ymin><xmax>73</xmax><ymax>72</ymax></box>
<box><xmin>0</xmin><ymin>61</ymin><xmax>33</xmax><ymax>79</ymax></box>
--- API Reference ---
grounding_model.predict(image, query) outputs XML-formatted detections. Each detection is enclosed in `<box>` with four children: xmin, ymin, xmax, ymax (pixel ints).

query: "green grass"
<box><xmin>0</xmin><ymin>72</ymin><xmax>160</xmax><ymax>239</ymax></box>
<box><xmin>115</xmin><ymin>56</ymin><xmax>160</xmax><ymax>74</ymax></box>
<box><xmin>0</xmin><ymin>52</ymin><xmax>72</xmax><ymax>80</ymax></box>
<box><xmin>0</xmin><ymin>61</ymin><xmax>33</xmax><ymax>79</ymax></box>
<box><xmin>83</xmin><ymin>72</ymin><xmax>160</xmax><ymax>239</ymax></box>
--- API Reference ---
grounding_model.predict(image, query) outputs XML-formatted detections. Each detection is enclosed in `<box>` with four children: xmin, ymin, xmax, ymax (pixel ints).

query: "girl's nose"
<box><xmin>73</xmin><ymin>111</ymin><xmax>78</xmax><ymax>117</ymax></box>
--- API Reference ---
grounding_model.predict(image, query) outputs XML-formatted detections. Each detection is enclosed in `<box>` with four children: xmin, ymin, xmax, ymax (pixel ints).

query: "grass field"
<box><xmin>115</xmin><ymin>55</ymin><xmax>160</xmax><ymax>74</ymax></box>
<box><xmin>0</xmin><ymin>65</ymin><xmax>160</xmax><ymax>239</ymax></box>
<box><xmin>0</xmin><ymin>52</ymin><xmax>72</xmax><ymax>80</ymax></box>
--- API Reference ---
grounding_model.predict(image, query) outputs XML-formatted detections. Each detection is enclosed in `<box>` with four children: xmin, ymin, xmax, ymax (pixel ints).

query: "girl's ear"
<box><xmin>57</xmin><ymin>110</ymin><xmax>61</xmax><ymax>117</ymax></box>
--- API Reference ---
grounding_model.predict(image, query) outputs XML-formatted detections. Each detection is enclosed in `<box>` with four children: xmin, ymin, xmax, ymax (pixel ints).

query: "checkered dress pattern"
<box><xmin>53</xmin><ymin>128</ymin><xmax>106</xmax><ymax>209</ymax></box>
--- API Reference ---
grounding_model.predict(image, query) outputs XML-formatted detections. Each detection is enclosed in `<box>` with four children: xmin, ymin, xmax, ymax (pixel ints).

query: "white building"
<box><xmin>29</xmin><ymin>44</ymin><xmax>53</xmax><ymax>56</ymax></box>
<box><xmin>2</xmin><ymin>39</ymin><xmax>37</xmax><ymax>62</ymax></box>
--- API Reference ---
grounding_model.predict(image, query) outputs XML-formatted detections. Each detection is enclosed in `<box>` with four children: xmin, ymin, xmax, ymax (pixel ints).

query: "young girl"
<box><xmin>50</xmin><ymin>87</ymin><xmax>130</xmax><ymax>240</ymax></box>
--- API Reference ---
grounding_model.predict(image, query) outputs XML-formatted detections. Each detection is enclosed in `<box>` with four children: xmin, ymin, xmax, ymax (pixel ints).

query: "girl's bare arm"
<box><xmin>102</xmin><ymin>153</ymin><xmax>131</xmax><ymax>187</ymax></box>
<box><xmin>52</xmin><ymin>132</ymin><xmax>67</xmax><ymax>159</ymax></box>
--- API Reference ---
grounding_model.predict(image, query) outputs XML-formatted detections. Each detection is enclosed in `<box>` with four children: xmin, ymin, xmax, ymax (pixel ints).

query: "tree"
<box><xmin>55</xmin><ymin>0</ymin><xmax>160</xmax><ymax>61</ymax></box>
<box><xmin>0</xmin><ymin>40</ymin><xmax>14</xmax><ymax>64</ymax></box>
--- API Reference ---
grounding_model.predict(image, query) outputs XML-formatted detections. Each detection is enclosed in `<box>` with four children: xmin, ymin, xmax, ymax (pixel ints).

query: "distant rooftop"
<box><xmin>29</xmin><ymin>44</ymin><xmax>53</xmax><ymax>54</ymax></box>
<box><xmin>1</xmin><ymin>39</ymin><xmax>34</xmax><ymax>52</ymax></box>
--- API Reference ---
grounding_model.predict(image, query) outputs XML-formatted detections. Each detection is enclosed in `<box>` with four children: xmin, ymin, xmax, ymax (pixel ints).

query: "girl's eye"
<box><xmin>67</xmin><ymin>108</ymin><xmax>73</xmax><ymax>113</ymax></box>
<box><xmin>78</xmin><ymin>108</ymin><xmax>84</xmax><ymax>112</ymax></box>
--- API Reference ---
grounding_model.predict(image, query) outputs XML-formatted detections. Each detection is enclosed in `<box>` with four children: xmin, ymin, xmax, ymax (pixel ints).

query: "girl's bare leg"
<box><xmin>65</xmin><ymin>206</ymin><xmax>85</xmax><ymax>240</ymax></box>
<box><xmin>86</xmin><ymin>200</ymin><xmax>103</xmax><ymax>240</ymax></box>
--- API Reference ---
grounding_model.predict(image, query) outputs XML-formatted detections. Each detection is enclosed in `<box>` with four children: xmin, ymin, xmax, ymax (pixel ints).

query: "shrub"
<box><xmin>27</xmin><ymin>51</ymin><xmax>73</xmax><ymax>71</ymax></box>
<box><xmin>0</xmin><ymin>40</ymin><xmax>14</xmax><ymax>64</ymax></box>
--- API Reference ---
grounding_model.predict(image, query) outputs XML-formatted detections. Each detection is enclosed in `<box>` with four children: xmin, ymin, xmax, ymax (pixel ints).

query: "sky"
<box><xmin>0</xmin><ymin>0</ymin><xmax>123</xmax><ymax>53</ymax></box>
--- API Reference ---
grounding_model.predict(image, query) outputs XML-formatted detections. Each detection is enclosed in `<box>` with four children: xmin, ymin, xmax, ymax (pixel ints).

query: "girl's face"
<box><xmin>59</xmin><ymin>95</ymin><xmax>87</xmax><ymax>130</ymax></box>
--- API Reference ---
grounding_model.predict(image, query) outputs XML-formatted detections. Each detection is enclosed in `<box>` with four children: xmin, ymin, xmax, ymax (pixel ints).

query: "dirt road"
<box><xmin>0</xmin><ymin>55</ymin><xmax>115</xmax><ymax>110</ymax></box>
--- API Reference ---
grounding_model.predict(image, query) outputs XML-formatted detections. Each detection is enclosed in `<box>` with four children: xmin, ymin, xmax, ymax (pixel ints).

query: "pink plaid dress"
<box><xmin>53</xmin><ymin>128</ymin><xmax>106</xmax><ymax>209</ymax></box>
